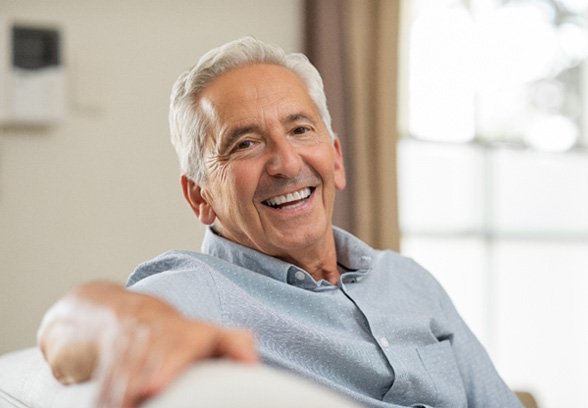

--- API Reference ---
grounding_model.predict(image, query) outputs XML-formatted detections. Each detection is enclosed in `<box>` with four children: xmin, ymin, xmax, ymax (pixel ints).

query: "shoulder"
<box><xmin>373</xmin><ymin>248</ymin><xmax>435</xmax><ymax>280</ymax></box>
<box><xmin>127</xmin><ymin>250</ymin><xmax>230</xmax><ymax>287</ymax></box>
<box><xmin>126</xmin><ymin>250</ymin><xmax>232</xmax><ymax>322</ymax></box>
<box><xmin>370</xmin><ymin>249</ymin><xmax>449</xmax><ymax>301</ymax></box>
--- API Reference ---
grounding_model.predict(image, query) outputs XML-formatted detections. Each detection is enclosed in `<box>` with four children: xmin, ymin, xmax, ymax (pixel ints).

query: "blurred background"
<box><xmin>399</xmin><ymin>2</ymin><xmax>588</xmax><ymax>408</ymax></box>
<box><xmin>1</xmin><ymin>1</ymin><xmax>586</xmax><ymax>407</ymax></box>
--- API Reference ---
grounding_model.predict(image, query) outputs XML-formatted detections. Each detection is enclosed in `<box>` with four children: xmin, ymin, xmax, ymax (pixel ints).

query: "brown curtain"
<box><xmin>305</xmin><ymin>0</ymin><xmax>401</xmax><ymax>251</ymax></box>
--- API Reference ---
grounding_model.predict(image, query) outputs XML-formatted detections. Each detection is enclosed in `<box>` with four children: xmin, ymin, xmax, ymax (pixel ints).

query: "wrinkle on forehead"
<box><xmin>201</xmin><ymin>64</ymin><xmax>315</xmax><ymax>117</ymax></box>
<box><xmin>196</xmin><ymin>64</ymin><xmax>325</xmax><ymax>183</ymax></box>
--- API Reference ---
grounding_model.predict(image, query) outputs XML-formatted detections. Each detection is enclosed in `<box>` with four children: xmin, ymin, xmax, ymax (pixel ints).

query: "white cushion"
<box><xmin>0</xmin><ymin>348</ymin><xmax>359</xmax><ymax>407</ymax></box>
<box><xmin>0</xmin><ymin>348</ymin><xmax>96</xmax><ymax>407</ymax></box>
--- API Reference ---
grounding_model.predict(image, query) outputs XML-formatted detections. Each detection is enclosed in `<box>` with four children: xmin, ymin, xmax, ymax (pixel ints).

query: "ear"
<box><xmin>181</xmin><ymin>175</ymin><xmax>217</xmax><ymax>225</ymax></box>
<box><xmin>332</xmin><ymin>137</ymin><xmax>346</xmax><ymax>190</ymax></box>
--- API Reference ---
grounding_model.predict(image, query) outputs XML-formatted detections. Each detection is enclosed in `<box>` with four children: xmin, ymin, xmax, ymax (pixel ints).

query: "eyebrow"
<box><xmin>220</xmin><ymin>125</ymin><xmax>259</xmax><ymax>153</ymax></box>
<box><xmin>219</xmin><ymin>112</ymin><xmax>317</xmax><ymax>152</ymax></box>
<box><xmin>283</xmin><ymin>112</ymin><xmax>316</xmax><ymax>125</ymax></box>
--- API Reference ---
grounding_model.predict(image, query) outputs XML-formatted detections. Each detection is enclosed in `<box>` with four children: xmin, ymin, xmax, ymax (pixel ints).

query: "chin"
<box><xmin>274</xmin><ymin>225</ymin><xmax>327</xmax><ymax>249</ymax></box>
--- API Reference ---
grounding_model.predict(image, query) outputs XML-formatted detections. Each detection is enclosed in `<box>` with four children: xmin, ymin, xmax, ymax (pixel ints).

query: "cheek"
<box><xmin>308</xmin><ymin>149</ymin><xmax>338</xmax><ymax>183</ymax></box>
<box><xmin>224</xmin><ymin>164</ymin><xmax>260</xmax><ymax>207</ymax></box>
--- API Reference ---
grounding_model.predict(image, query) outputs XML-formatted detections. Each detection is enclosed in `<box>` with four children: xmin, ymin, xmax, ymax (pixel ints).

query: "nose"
<box><xmin>265</xmin><ymin>137</ymin><xmax>303</xmax><ymax>178</ymax></box>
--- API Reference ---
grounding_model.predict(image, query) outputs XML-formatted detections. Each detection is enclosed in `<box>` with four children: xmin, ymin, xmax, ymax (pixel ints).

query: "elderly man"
<box><xmin>39</xmin><ymin>38</ymin><xmax>522</xmax><ymax>408</ymax></box>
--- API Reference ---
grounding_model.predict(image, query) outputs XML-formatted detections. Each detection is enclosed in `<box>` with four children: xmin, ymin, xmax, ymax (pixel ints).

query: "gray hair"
<box><xmin>169</xmin><ymin>37</ymin><xmax>334</xmax><ymax>184</ymax></box>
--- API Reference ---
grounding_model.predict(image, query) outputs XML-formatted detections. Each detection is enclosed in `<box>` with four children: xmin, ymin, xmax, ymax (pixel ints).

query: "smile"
<box><xmin>263</xmin><ymin>187</ymin><xmax>314</xmax><ymax>209</ymax></box>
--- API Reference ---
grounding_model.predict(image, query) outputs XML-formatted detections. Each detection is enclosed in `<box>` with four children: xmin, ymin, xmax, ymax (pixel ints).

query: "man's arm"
<box><xmin>434</xmin><ymin>285</ymin><xmax>523</xmax><ymax>407</ymax></box>
<box><xmin>38</xmin><ymin>281</ymin><xmax>258</xmax><ymax>408</ymax></box>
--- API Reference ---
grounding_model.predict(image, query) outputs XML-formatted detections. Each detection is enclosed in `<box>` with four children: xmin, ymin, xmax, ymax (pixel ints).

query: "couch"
<box><xmin>0</xmin><ymin>347</ymin><xmax>359</xmax><ymax>407</ymax></box>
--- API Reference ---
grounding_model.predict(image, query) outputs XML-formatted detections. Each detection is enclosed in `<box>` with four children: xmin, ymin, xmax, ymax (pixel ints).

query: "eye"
<box><xmin>292</xmin><ymin>126</ymin><xmax>310</xmax><ymax>135</ymax></box>
<box><xmin>235</xmin><ymin>139</ymin><xmax>255</xmax><ymax>151</ymax></box>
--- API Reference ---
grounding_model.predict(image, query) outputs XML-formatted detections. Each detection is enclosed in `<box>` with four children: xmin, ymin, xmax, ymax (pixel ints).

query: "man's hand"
<box><xmin>38</xmin><ymin>281</ymin><xmax>258</xmax><ymax>408</ymax></box>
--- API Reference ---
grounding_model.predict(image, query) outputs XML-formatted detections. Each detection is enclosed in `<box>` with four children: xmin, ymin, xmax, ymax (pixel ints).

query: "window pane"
<box><xmin>408</xmin><ymin>4</ymin><xmax>476</xmax><ymax>142</ymax></box>
<box><xmin>490</xmin><ymin>148</ymin><xmax>588</xmax><ymax>234</ymax></box>
<box><xmin>398</xmin><ymin>140</ymin><xmax>485</xmax><ymax>233</ymax></box>
<box><xmin>474</xmin><ymin>0</ymin><xmax>585</xmax><ymax>149</ymax></box>
<box><xmin>407</xmin><ymin>0</ymin><xmax>587</xmax><ymax>149</ymax></box>
<box><xmin>583</xmin><ymin>59</ymin><xmax>588</xmax><ymax>147</ymax></box>
<box><xmin>492</xmin><ymin>240</ymin><xmax>588</xmax><ymax>408</ymax></box>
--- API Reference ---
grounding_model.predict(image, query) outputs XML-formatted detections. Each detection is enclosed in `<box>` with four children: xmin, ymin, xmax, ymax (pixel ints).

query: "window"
<box><xmin>399</xmin><ymin>1</ymin><xmax>588</xmax><ymax>406</ymax></box>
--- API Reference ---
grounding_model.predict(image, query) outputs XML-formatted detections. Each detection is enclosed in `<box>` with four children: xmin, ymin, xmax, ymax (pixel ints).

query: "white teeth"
<box><xmin>265</xmin><ymin>188</ymin><xmax>312</xmax><ymax>207</ymax></box>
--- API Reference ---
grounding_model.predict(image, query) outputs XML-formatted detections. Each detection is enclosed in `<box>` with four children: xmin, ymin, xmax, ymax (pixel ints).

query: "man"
<box><xmin>38</xmin><ymin>37</ymin><xmax>522</xmax><ymax>408</ymax></box>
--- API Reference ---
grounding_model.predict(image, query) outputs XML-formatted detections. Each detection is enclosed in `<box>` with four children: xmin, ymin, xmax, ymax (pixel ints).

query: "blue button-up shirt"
<box><xmin>127</xmin><ymin>227</ymin><xmax>521</xmax><ymax>408</ymax></box>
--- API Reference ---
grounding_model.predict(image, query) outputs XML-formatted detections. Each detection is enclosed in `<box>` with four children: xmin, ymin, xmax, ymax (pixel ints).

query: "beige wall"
<box><xmin>0</xmin><ymin>0</ymin><xmax>303</xmax><ymax>354</ymax></box>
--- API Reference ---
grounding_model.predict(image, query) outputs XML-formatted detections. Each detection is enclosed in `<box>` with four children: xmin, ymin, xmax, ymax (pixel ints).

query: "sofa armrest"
<box><xmin>0</xmin><ymin>348</ymin><xmax>96</xmax><ymax>407</ymax></box>
<box><xmin>0</xmin><ymin>348</ymin><xmax>359</xmax><ymax>407</ymax></box>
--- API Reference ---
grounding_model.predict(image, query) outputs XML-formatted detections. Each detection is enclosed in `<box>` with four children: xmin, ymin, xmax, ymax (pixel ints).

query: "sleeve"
<box><xmin>127</xmin><ymin>252</ymin><xmax>224</xmax><ymax>325</ymax></box>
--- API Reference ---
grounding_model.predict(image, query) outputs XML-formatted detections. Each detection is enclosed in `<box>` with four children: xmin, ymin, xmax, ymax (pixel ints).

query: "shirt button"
<box><xmin>379</xmin><ymin>337</ymin><xmax>390</xmax><ymax>348</ymax></box>
<box><xmin>294</xmin><ymin>271</ymin><xmax>305</xmax><ymax>281</ymax></box>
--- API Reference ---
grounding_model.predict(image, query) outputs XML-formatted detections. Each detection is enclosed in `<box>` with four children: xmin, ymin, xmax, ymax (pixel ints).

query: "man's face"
<box><xmin>192</xmin><ymin>63</ymin><xmax>346</xmax><ymax>261</ymax></box>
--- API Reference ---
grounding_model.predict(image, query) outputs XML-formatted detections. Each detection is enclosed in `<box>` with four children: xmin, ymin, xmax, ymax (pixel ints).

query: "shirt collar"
<box><xmin>201</xmin><ymin>226</ymin><xmax>376</xmax><ymax>289</ymax></box>
<box><xmin>332</xmin><ymin>226</ymin><xmax>375</xmax><ymax>271</ymax></box>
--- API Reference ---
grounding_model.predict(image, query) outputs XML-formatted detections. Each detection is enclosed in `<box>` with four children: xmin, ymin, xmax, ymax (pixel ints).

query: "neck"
<box><xmin>209</xmin><ymin>226</ymin><xmax>341</xmax><ymax>284</ymax></box>
<box><xmin>279</xmin><ymin>232</ymin><xmax>340</xmax><ymax>285</ymax></box>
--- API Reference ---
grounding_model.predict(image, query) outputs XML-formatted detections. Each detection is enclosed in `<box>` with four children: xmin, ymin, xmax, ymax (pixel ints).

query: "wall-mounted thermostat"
<box><xmin>0</xmin><ymin>18</ymin><xmax>66</xmax><ymax>125</ymax></box>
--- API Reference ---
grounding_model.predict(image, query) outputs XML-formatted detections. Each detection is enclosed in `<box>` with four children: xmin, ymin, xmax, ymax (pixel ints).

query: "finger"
<box><xmin>97</xmin><ymin>323</ymin><xmax>152</xmax><ymax>408</ymax></box>
<box><xmin>117</xmin><ymin>325</ymin><xmax>159</xmax><ymax>408</ymax></box>
<box><xmin>216</xmin><ymin>329</ymin><xmax>259</xmax><ymax>363</ymax></box>
<box><xmin>143</xmin><ymin>326</ymin><xmax>258</xmax><ymax>397</ymax></box>
<box><xmin>122</xmin><ymin>332</ymin><xmax>168</xmax><ymax>407</ymax></box>
<box><xmin>138</xmin><ymin>323</ymin><xmax>213</xmax><ymax>396</ymax></box>
<box><xmin>96</xmin><ymin>326</ymin><xmax>133</xmax><ymax>408</ymax></box>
